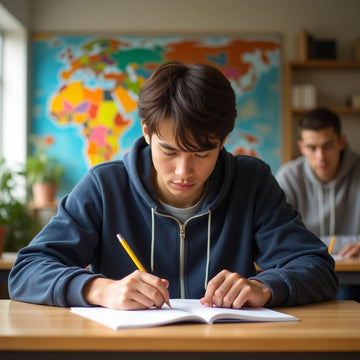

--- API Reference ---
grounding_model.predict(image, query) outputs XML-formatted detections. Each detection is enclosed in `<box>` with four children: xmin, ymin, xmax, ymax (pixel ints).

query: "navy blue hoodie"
<box><xmin>8</xmin><ymin>137</ymin><xmax>338</xmax><ymax>307</ymax></box>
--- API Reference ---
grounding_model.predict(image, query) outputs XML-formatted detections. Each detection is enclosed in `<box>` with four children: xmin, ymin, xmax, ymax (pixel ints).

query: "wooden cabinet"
<box><xmin>283</xmin><ymin>60</ymin><xmax>360</xmax><ymax>162</ymax></box>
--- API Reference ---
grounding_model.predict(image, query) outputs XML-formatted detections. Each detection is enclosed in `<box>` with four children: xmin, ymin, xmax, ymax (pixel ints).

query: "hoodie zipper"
<box><xmin>152</xmin><ymin>210</ymin><xmax>211</xmax><ymax>299</ymax></box>
<box><xmin>179</xmin><ymin>224</ymin><xmax>186</xmax><ymax>298</ymax></box>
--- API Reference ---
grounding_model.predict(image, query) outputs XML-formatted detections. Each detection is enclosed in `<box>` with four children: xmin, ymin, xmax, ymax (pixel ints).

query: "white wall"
<box><xmin>0</xmin><ymin>0</ymin><xmax>31</xmax><ymax>28</ymax></box>
<box><xmin>31</xmin><ymin>0</ymin><xmax>360</xmax><ymax>61</ymax></box>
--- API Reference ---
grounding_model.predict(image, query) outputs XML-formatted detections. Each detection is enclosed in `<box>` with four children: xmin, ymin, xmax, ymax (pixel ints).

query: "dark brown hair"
<box><xmin>138</xmin><ymin>61</ymin><xmax>236</xmax><ymax>152</ymax></box>
<box><xmin>299</xmin><ymin>107</ymin><xmax>341</xmax><ymax>138</ymax></box>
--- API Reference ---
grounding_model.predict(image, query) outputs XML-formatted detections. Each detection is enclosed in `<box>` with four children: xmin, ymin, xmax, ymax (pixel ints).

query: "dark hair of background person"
<box><xmin>298</xmin><ymin>107</ymin><xmax>341</xmax><ymax>138</ymax></box>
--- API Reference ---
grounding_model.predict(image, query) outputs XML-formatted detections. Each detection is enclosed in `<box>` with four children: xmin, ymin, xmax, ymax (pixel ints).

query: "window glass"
<box><xmin>0</xmin><ymin>32</ymin><xmax>3</xmax><ymax>156</ymax></box>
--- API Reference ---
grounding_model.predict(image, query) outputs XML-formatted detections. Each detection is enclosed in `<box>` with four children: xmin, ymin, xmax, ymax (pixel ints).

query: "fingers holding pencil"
<box><xmin>90</xmin><ymin>271</ymin><xmax>170</xmax><ymax>310</ymax></box>
<box><xmin>117</xmin><ymin>233</ymin><xmax>171</xmax><ymax>309</ymax></box>
<box><xmin>122</xmin><ymin>270</ymin><xmax>171</xmax><ymax>309</ymax></box>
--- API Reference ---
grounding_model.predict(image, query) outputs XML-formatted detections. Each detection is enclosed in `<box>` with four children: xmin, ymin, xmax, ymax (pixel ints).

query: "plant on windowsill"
<box><xmin>24</xmin><ymin>135</ymin><xmax>65</xmax><ymax>207</ymax></box>
<box><xmin>0</xmin><ymin>158</ymin><xmax>40</xmax><ymax>255</ymax></box>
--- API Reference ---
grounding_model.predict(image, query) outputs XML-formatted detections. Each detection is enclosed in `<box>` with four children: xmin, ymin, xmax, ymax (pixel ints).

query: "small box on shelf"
<box><xmin>291</xmin><ymin>84</ymin><xmax>317</xmax><ymax>109</ymax></box>
<box><xmin>297</xmin><ymin>29</ymin><xmax>337</xmax><ymax>61</ymax></box>
<box><xmin>313</xmin><ymin>40</ymin><xmax>336</xmax><ymax>60</ymax></box>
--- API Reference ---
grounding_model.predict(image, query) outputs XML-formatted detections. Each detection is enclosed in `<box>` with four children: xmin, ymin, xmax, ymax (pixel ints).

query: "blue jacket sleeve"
<box><xmin>8</xmin><ymin>171</ymin><xmax>105</xmax><ymax>307</ymax></box>
<box><xmin>249</xmin><ymin>164</ymin><xmax>338</xmax><ymax>306</ymax></box>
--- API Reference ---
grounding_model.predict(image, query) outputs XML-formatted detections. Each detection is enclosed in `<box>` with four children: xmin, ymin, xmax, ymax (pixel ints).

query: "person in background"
<box><xmin>276</xmin><ymin>107</ymin><xmax>360</xmax><ymax>301</ymax></box>
<box><xmin>9</xmin><ymin>62</ymin><xmax>337</xmax><ymax>310</ymax></box>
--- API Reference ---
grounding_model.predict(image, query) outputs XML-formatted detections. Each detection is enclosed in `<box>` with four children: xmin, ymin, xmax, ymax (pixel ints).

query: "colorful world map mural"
<box><xmin>31</xmin><ymin>35</ymin><xmax>281</xmax><ymax>196</ymax></box>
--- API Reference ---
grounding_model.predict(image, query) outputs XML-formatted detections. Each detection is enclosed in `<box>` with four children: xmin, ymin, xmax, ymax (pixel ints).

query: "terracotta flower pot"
<box><xmin>32</xmin><ymin>183</ymin><xmax>58</xmax><ymax>207</ymax></box>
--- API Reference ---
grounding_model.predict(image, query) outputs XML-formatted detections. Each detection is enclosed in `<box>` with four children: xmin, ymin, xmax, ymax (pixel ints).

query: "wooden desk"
<box><xmin>0</xmin><ymin>300</ymin><xmax>359</xmax><ymax>360</ymax></box>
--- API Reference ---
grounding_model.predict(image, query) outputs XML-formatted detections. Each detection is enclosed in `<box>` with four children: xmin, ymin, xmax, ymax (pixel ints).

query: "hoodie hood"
<box><xmin>302</xmin><ymin>145</ymin><xmax>358</xmax><ymax>237</ymax></box>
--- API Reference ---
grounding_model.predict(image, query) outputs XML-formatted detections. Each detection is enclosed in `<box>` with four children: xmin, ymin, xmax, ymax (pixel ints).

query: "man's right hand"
<box><xmin>83</xmin><ymin>270</ymin><xmax>170</xmax><ymax>310</ymax></box>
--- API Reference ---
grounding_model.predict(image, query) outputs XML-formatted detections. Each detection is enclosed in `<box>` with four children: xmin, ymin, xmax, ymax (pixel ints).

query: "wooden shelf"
<box><xmin>292</xmin><ymin>106</ymin><xmax>360</xmax><ymax>115</ymax></box>
<box><xmin>290</xmin><ymin>60</ymin><xmax>360</xmax><ymax>69</ymax></box>
<box><xmin>283</xmin><ymin>59</ymin><xmax>360</xmax><ymax>162</ymax></box>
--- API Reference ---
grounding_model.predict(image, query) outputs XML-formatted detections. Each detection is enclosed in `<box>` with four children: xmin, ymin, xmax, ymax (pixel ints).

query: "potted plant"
<box><xmin>25</xmin><ymin>135</ymin><xmax>65</xmax><ymax>207</ymax></box>
<box><xmin>0</xmin><ymin>158</ymin><xmax>39</xmax><ymax>255</ymax></box>
<box><xmin>0</xmin><ymin>157</ymin><xmax>15</xmax><ymax>255</ymax></box>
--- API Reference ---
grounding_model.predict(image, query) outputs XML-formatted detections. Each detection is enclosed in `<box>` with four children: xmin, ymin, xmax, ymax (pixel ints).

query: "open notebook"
<box><xmin>71</xmin><ymin>299</ymin><xmax>298</xmax><ymax>329</ymax></box>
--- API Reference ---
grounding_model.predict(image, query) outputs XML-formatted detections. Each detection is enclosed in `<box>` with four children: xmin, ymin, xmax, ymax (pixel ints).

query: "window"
<box><xmin>0</xmin><ymin>6</ymin><xmax>28</xmax><ymax>200</ymax></box>
<box><xmin>0</xmin><ymin>32</ymin><xmax>3</xmax><ymax>156</ymax></box>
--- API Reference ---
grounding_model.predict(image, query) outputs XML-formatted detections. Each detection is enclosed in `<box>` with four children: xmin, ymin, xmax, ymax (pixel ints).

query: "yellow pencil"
<box><xmin>328</xmin><ymin>236</ymin><xmax>336</xmax><ymax>255</ymax></box>
<box><xmin>116</xmin><ymin>233</ymin><xmax>171</xmax><ymax>308</ymax></box>
<box><xmin>117</xmin><ymin>233</ymin><xmax>146</xmax><ymax>271</ymax></box>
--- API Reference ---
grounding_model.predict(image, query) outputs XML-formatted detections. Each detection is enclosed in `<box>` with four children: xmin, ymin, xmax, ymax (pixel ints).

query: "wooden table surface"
<box><xmin>335</xmin><ymin>257</ymin><xmax>360</xmax><ymax>271</ymax></box>
<box><xmin>0</xmin><ymin>299</ymin><xmax>359</xmax><ymax>353</ymax></box>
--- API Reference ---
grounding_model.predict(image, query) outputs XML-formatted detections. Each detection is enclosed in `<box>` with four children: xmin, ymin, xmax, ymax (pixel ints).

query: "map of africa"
<box><xmin>31</xmin><ymin>35</ymin><xmax>281</xmax><ymax>196</ymax></box>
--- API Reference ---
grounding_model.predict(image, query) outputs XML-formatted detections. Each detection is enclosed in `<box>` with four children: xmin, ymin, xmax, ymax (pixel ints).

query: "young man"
<box><xmin>276</xmin><ymin>107</ymin><xmax>360</xmax><ymax>300</ymax></box>
<box><xmin>9</xmin><ymin>62</ymin><xmax>337</xmax><ymax>310</ymax></box>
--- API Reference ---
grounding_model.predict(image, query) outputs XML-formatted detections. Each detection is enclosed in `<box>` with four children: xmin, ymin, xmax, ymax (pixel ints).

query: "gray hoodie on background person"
<box><xmin>276</xmin><ymin>145</ymin><xmax>360</xmax><ymax>254</ymax></box>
